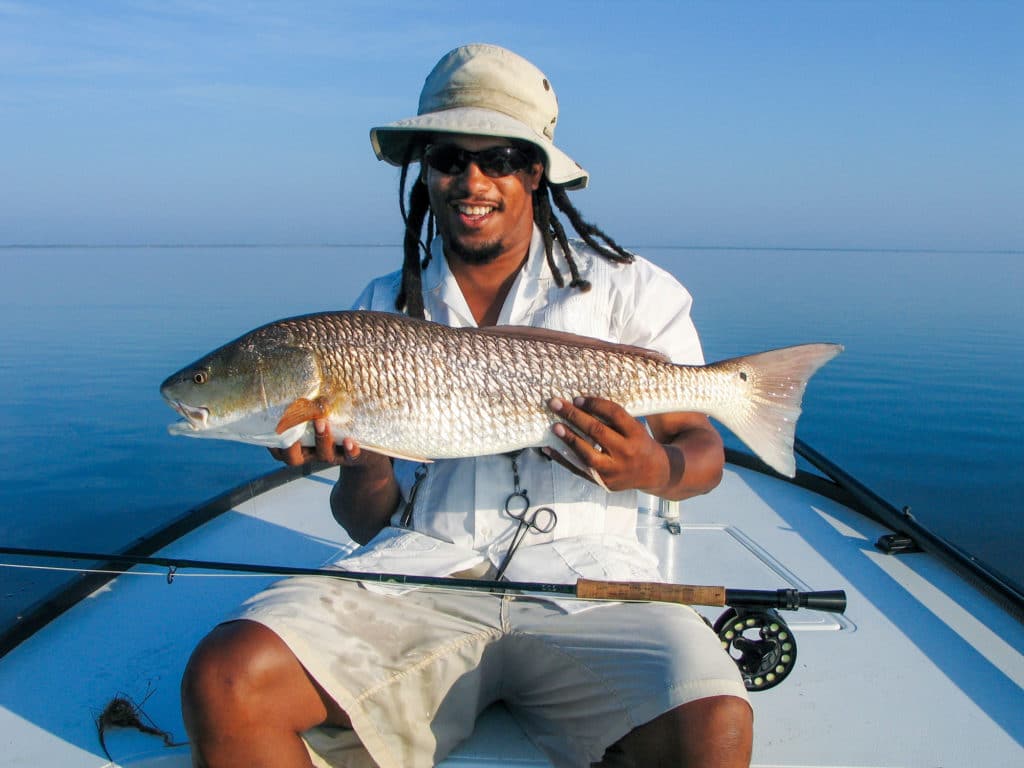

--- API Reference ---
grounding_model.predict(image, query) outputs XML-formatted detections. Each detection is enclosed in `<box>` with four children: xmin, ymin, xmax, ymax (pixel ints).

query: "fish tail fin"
<box><xmin>709</xmin><ymin>343</ymin><xmax>843</xmax><ymax>477</ymax></box>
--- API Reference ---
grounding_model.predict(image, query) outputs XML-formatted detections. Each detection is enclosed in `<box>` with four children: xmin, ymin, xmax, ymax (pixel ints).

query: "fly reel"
<box><xmin>713</xmin><ymin>607</ymin><xmax>796</xmax><ymax>691</ymax></box>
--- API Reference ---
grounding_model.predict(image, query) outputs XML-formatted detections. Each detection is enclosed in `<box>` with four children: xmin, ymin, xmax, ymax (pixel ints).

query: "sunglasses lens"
<box><xmin>424</xmin><ymin>145</ymin><xmax>465</xmax><ymax>175</ymax></box>
<box><xmin>478</xmin><ymin>148</ymin><xmax>530</xmax><ymax>176</ymax></box>
<box><xmin>424</xmin><ymin>145</ymin><xmax>534</xmax><ymax>177</ymax></box>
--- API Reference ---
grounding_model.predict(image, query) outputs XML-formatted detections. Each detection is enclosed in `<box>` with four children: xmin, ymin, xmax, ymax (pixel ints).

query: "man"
<box><xmin>182</xmin><ymin>44</ymin><xmax>752</xmax><ymax>767</ymax></box>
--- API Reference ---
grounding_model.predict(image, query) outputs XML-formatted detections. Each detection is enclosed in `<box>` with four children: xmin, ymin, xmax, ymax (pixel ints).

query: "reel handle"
<box><xmin>799</xmin><ymin>589</ymin><xmax>848</xmax><ymax>613</ymax></box>
<box><xmin>725</xmin><ymin>588</ymin><xmax>847</xmax><ymax>613</ymax></box>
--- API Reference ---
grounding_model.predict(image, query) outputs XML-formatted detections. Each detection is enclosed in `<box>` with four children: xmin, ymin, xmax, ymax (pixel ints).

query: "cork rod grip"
<box><xmin>575</xmin><ymin>579</ymin><xmax>727</xmax><ymax>606</ymax></box>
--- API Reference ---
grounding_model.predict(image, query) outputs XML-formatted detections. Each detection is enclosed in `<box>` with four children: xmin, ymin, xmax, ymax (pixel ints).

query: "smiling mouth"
<box><xmin>452</xmin><ymin>201</ymin><xmax>502</xmax><ymax>223</ymax></box>
<box><xmin>168</xmin><ymin>399</ymin><xmax>210</xmax><ymax>430</ymax></box>
<box><xmin>456</xmin><ymin>203</ymin><xmax>496</xmax><ymax>216</ymax></box>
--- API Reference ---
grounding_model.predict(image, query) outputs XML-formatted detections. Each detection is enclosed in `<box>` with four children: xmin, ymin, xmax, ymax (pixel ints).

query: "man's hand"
<box><xmin>268</xmin><ymin>420</ymin><xmax>363</xmax><ymax>467</ymax></box>
<box><xmin>547</xmin><ymin>396</ymin><xmax>671</xmax><ymax>494</ymax></box>
<box><xmin>268</xmin><ymin>419</ymin><xmax>398</xmax><ymax>544</ymax></box>
<box><xmin>547</xmin><ymin>397</ymin><xmax>724</xmax><ymax>500</ymax></box>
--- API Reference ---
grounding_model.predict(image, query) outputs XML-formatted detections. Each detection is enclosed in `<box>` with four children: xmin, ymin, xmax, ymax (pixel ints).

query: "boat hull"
<box><xmin>1</xmin><ymin>455</ymin><xmax>1021</xmax><ymax>766</ymax></box>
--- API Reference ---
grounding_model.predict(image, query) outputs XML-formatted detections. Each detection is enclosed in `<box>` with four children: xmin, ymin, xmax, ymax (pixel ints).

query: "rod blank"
<box><xmin>0</xmin><ymin>546</ymin><xmax>845</xmax><ymax>612</ymax></box>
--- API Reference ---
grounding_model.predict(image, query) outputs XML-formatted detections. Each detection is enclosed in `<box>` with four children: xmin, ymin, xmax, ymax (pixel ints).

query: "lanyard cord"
<box><xmin>495</xmin><ymin>451</ymin><xmax>528</xmax><ymax>580</ymax></box>
<box><xmin>494</xmin><ymin>451</ymin><xmax>557</xmax><ymax>580</ymax></box>
<box><xmin>399</xmin><ymin>464</ymin><xmax>429</xmax><ymax>528</ymax></box>
<box><xmin>397</xmin><ymin>452</ymin><xmax>558</xmax><ymax>579</ymax></box>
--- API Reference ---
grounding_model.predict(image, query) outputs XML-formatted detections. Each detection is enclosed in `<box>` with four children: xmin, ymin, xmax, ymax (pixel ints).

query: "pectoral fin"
<box><xmin>276</xmin><ymin>397</ymin><xmax>329</xmax><ymax>434</ymax></box>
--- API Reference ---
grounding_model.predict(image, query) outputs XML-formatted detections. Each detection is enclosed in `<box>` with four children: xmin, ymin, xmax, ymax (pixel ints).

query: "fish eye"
<box><xmin>192</xmin><ymin>371</ymin><xmax>209</xmax><ymax>385</ymax></box>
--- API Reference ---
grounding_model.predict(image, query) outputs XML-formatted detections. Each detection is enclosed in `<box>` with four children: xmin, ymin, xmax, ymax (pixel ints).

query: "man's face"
<box><xmin>423</xmin><ymin>134</ymin><xmax>543</xmax><ymax>266</ymax></box>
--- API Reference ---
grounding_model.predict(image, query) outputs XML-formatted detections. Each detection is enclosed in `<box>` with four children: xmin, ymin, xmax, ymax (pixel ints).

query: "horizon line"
<box><xmin>2</xmin><ymin>242</ymin><xmax>1022</xmax><ymax>255</ymax></box>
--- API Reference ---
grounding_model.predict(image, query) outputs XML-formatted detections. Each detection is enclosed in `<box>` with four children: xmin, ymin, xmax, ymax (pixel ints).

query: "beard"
<box><xmin>441</xmin><ymin>232</ymin><xmax>505</xmax><ymax>265</ymax></box>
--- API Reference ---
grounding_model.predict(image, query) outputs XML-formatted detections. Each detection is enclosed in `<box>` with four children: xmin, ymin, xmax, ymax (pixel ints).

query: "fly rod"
<box><xmin>0</xmin><ymin>545</ymin><xmax>846</xmax><ymax>613</ymax></box>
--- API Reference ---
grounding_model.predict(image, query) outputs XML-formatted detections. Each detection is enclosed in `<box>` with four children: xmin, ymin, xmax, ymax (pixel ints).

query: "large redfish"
<box><xmin>160</xmin><ymin>310</ymin><xmax>841</xmax><ymax>477</ymax></box>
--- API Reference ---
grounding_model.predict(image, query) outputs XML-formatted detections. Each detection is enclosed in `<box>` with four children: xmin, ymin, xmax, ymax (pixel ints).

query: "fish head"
<box><xmin>160</xmin><ymin>326</ymin><xmax>321</xmax><ymax>440</ymax></box>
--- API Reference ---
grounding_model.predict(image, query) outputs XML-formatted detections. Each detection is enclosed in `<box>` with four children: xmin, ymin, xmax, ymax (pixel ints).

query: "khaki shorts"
<box><xmin>235</xmin><ymin>577</ymin><xmax>748</xmax><ymax>768</ymax></box>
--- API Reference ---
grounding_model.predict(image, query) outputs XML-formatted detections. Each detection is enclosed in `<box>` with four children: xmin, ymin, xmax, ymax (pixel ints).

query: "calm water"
<box><xmin>1</xmin><ymin>245</ymin><xmax>1022</xmax><ymax>629</ymax></box>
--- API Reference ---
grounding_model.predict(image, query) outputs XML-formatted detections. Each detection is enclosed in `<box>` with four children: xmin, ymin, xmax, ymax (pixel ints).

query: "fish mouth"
<box><xmin>167</xmin><ymin>399</ymin><xmax>210</xmax><ymax>430</ymax></box>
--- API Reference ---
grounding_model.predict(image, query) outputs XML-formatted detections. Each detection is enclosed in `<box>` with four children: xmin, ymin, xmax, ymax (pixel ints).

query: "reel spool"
<box><xmin>713</xmin><ymin>607</ymin><xmax>797</xmax><ymax>691</ymax></box>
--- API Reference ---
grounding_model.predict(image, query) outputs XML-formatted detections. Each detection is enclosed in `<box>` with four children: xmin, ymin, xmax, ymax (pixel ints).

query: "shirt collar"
<box><xmin>421</xmin><ymin>226</ymin><xmax>560</xmax><ymax>327</ymax></box>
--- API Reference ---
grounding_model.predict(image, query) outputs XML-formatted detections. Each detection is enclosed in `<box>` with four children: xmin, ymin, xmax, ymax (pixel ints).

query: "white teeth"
<box><xmin>457</xmin><ymin>204</ymin><xmax>493</xmax><ymax>216</ymax></box>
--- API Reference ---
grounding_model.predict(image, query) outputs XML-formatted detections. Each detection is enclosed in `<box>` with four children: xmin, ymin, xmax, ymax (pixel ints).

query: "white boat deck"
<box><xmin>1</xmin><ymin>463</ymin><xmax>1021</xmax><ymax>767</ymax></box>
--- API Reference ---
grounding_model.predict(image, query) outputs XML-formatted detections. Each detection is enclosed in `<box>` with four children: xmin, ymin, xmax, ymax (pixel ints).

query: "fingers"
<box><xmin>314</xmin><ymin>419</ymin><xmax>336</xmax><ymax>463</ymax></box>
<box><xmin>548</xmin><ymin>396</ymin><xmax>662</xmax><ymax>492</ymax></box>
<box><xmin>340</xmin><ymin>436</ymin><xmax>362</xmax><ymax>462</ymax></box>
<box><xmin>549</xmin><ymin>396</ymin><xmax>633</xmax><ymax>455</ymax></box>
<box><xmin>267</xmin><ymin>440</ymin><xmax>309</xmax><ymax>467</ymax></box>
<box><xmin>579</xmin><ymin>396</ymin><xmax>645</xmax><ymax>437</ymax></box>
<box><xmin>547</xmin><ymin>399</ymin><xmax>611</xmax><ymax>482</ymax></box>
<box><xmin>268</xmin><ymin>420</ymin><xmax>357</xmax><ymax>467</ymax></box>
<box><xmin>550</xmin><ymin>419</ymin><xmax>604</xmax><ymax>463</ymax></box>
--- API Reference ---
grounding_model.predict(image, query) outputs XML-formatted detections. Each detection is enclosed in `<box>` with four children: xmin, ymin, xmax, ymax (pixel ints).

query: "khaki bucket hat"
<box><xmin>370</xmin><ymin>43</ymin><xmax>589</xmax><ymax>190</ymax></box>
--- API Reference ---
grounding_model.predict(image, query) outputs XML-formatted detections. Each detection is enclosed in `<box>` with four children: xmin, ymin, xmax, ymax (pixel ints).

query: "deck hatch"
<box><xmin>639</xmin><ymin>518</ymin><xmax>852</xmax><ymax>631</ymax></box>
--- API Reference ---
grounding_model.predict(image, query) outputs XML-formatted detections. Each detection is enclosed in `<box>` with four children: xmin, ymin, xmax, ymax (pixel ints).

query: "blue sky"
<box><xmin>2</xmin><ymin>0</ymin><xmax>1021</xmax><ymax>250</ymax></box>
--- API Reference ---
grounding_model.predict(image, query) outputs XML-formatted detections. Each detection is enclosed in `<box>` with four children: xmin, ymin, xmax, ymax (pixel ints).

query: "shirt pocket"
<box><xmin>530</xmin><ymin>290</ymin><xmax>602</xmax><ymax>338</ymax></box>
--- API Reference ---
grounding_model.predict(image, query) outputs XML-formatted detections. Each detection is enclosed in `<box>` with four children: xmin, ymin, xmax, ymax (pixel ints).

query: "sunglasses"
<box><xmin>422</xmin><ymin>144</ymin><xmax>538</xmax><ymax>178</ymax></box>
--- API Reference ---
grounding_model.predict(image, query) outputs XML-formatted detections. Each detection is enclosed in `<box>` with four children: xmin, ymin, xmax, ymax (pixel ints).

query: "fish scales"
<box><xmin>297</xmin><ymin>313</ymin><xmax>682</xmax><ymax>457</ymax></box>
<box><xmin>322</xmin><ymin>314</ymin><xmax>699</xmax><ymax>458</ymax></box>
<box><xmin>161</xmin><ymin>310</ymin><xmax>842</xmax><ymax>477</ymax></box>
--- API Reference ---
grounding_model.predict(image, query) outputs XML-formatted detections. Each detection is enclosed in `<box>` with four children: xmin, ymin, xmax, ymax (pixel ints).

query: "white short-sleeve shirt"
<box><xmin>345</xmin><ymin>226</ymin><xmax>705</xmax><ymax>597</ymax></box>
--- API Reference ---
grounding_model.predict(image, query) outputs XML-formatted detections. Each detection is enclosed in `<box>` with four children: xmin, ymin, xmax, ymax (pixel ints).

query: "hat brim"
<box><xmin>370</xmin><ymin>107</ymin><xmax>588</xmax><ymax>190</ymax></box>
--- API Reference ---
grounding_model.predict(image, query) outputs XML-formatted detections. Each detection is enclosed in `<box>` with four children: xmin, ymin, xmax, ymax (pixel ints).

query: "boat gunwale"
<box><xmin>3</xmin><ymin>443</ymin><xmax>1022</xmax><ymax>661</ymax></box>
<box><xmin>0</xmin><ymin>462</ymin><xmax>324</xmax><ymax>659</ymax></box>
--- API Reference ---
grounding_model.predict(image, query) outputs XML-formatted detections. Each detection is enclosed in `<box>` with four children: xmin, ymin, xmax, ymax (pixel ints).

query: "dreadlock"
<box><xmin>395</xmin><ymin>150</ymin><xmax>635</xmax><ymax>318</ymax></box>
<box><xmin>395</xmin><ymin>157</ymin><xmax>433</xmax><ymax>319</ymax></box>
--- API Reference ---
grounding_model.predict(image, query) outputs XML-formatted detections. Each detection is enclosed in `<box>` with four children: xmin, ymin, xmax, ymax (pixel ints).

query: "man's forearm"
<box><xmin>645</xmin><ymin>412</ymin><xmax>725</xmax><ymax>501</ymax></box>
<box><xmin>330</xmin><ymin>454</ymin><xmax>400</xmax><ymax>544</ymax></box>
<box><xmin>653</xmin><ymin>427</ymin><xmax>725</xmax><ymax>501</ymax></box>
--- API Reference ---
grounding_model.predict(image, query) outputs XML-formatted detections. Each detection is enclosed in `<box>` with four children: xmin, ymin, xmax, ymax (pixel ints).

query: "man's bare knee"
<box><xmin>183</xmin><ymin>622</ymin><xmax>283</xmax><ymax>730</ymax></box>
<box><xmin>597</xmin><ymin>695</ymin><xmax>752</xmax><ymax>768</ymax></box>
<box><xmin>181</xmin><ymin>620</ymin><xmax>347</xmax><ymax>749</ymax></box>
<box><xmin>695</xmin><ymin>696</ymin><xmax>753</xmax><ymax>760</ymax></box>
